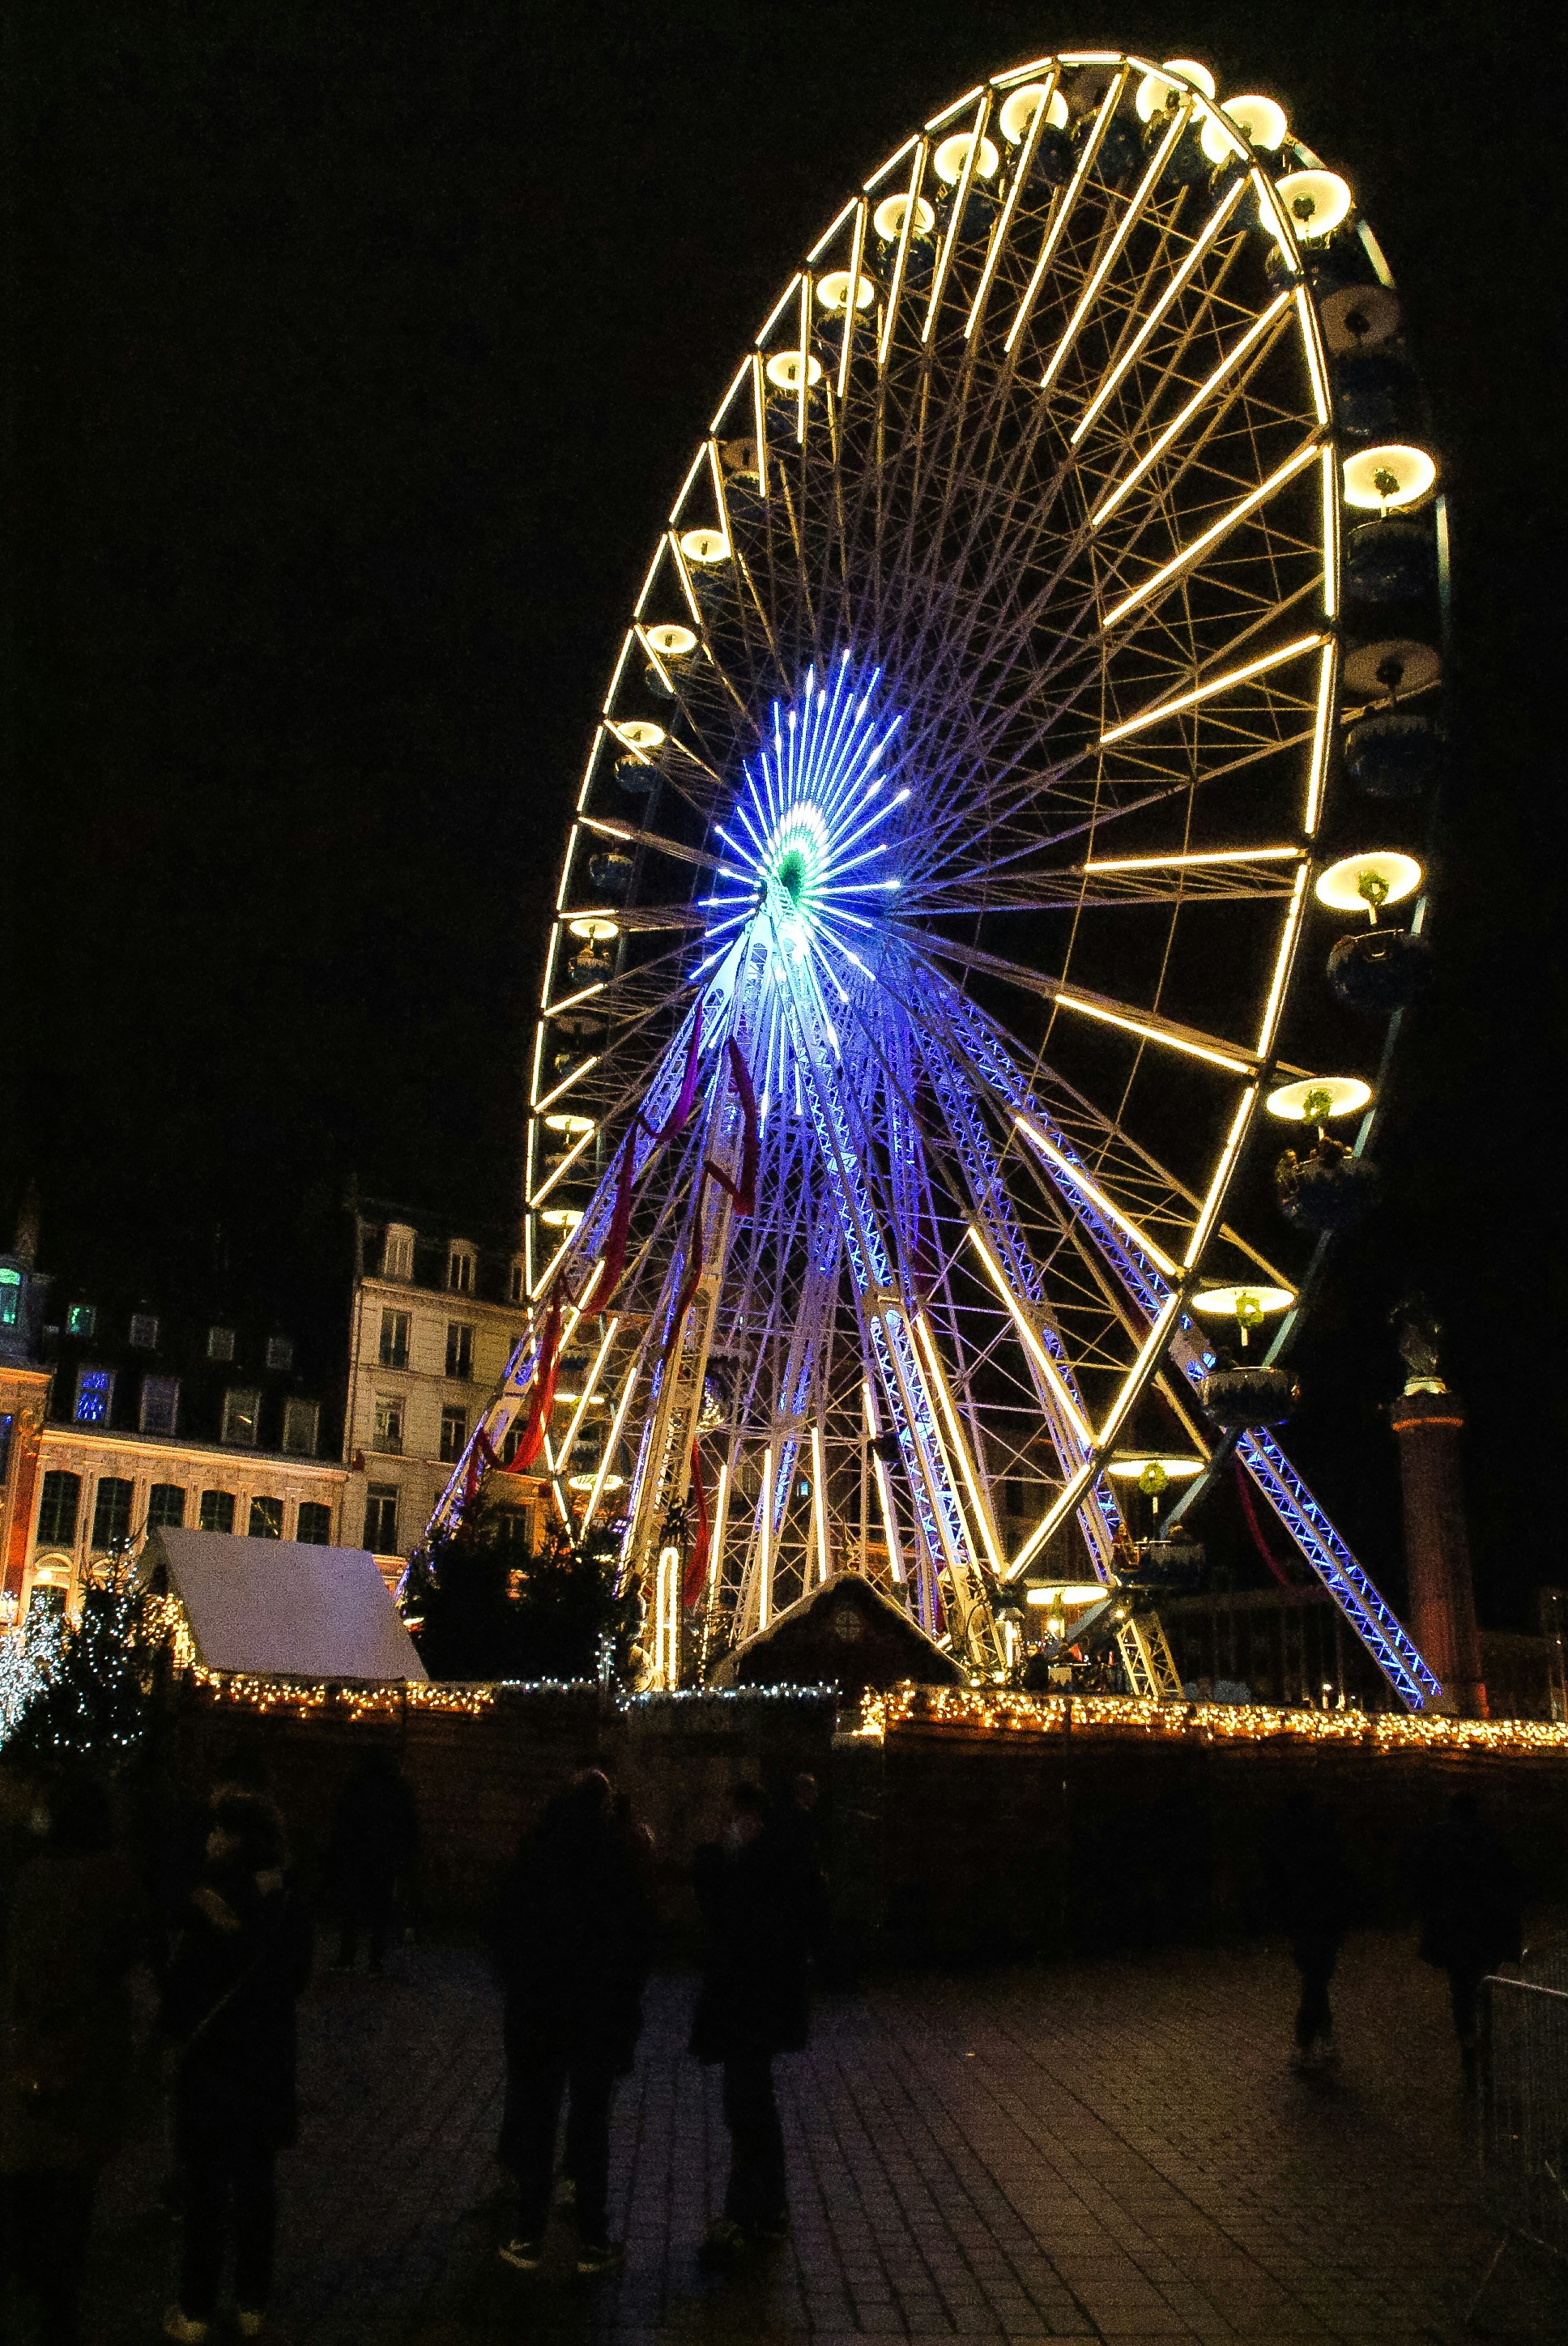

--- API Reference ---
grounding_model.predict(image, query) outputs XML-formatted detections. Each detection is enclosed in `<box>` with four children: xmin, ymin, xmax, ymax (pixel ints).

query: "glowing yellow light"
<box><xmin>998</xmin><ymin>83</ymin><xmax>1067</xmax><ymax>141</ymax></box>
<box><xmin>1314</xmin><ymin>851</ymin><xmax>1422</xmax><ymax>915</ymax></box>
<box><xmin>764</xmin><ymin>349</ymin><xmax>822</xmax><ymax>392</ymax></box>
<box><xmin>1266</xmin><ymin>1075</ymin><xmax>1372</xmax><ymax>1122</ymax></box>
<box><xmin>816</xmin><ymin>269</ymin><xmax>875</xmax><ymax>312</ymax></box>
<box><xmin>677</xmin><ymin>527</ymin><xmax>730</xmax><ymax>565</ymax></box>
<box><xmin>569</xmin><ymin>1470</ymin><xmax>624</xmax><ymax>1493</ymax></box>
<box><xmin>646</xmin><ymin>622</ymin><xmax>697</xmax><ymax>659</ymax></box>
<box><xmin>1191</xmin><ymin>1284</ymin><xmax>1293</xmax><ymax>1318</ymax></box>
<box><xmin>543</xmin><ymin>1112</ymin><xmax>594</xmax><ymax>1136</ymax></box>
<box><xmin>551</xmin><ymin>1390</ymin><xmax>605</xmax><ymax>1408</ymax></box>
<box><xmin>1025</xmin><ymin>1583</ymin><xmax>1110</xmax><ymax>1607</ymax></box>
<box><xmin>1104</xmin><ymin>1453</ymin><xmax>1204</xmax><ymax>1481</ymax></box>
<box><xmin>613</xmin><ymin>718</ymin><xmax>665</xmax><ymax>751</ymax></box>
<box><xmin>538</xmin><ymin>1207</ymin><xmax>582</xmax><ymax>1231</ymax></box>
<box><xmin>1342</xmin><ymin>444</ymin><xmax>1437</xmax><ymax>511</ymax></box>
<box><xmin>1136</xmin><ymin>58</ymin><xmax>1215</xmax><ymax>121</ymax></box>
<box><xmin>567</xmin><ymin>915</ymin><xmax>619</xmax><ymax>941</ymax></box>
<box><xmin>933</xmin><ymin>130</ymin><xmax>1000</xmax><ymax>183</ymax></box>
<box><xmin>1201</xmin><ymin>93</ymin><xmax>1287</xmax><ymax>161</ymax></box>
<box><xmin>872</xmin><ymin>191</ymin><xmax>935</xmax><ymax>241</ymax></box>
<box><xmin>1276</xmin><ymin>169</ymin><xmax>1352</xmax><ymax>240</ymax></box>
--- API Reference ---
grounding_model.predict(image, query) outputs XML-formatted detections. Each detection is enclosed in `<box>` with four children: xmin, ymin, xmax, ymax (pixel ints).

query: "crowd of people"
<box><xmin>0</xmin><ymin>1753</ymin><xmax>1531</xmax><ymax>2340</ymax></box>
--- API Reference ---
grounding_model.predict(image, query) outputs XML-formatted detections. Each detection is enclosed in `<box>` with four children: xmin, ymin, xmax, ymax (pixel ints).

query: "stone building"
<box><xmin>2</xmin><ymin>1238</ymin><xmax>345</xmax><ymax>1623</ymax></box>
<box><xmin>342</xmin><ymin>1209</ymin><xmax>543</xmax><ymax>1581</ymax></box>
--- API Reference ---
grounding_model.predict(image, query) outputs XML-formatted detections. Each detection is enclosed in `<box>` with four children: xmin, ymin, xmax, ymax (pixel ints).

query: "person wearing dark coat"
<box><xmin>328</xmin><ymin>1752</ymin><xmax>418</xmax><ymax>1972</ymax></box>
<box><xmin>1416</xmin><ymin>1792</ymin><xmax>1524</xmax><ymax>2084</ymax></box>
<box><xmin>691</xmin><ymin>1780</ymin><xmax>820</xmax><ymax>2259</ymax></box>
<box><xmin>161</xmin><ymin>1792</ymin><xmax>313</xmax><ymax>2341</ymax></box>
<box><xmin>492</xmin><ymin>1769</ymin><xmax>654</xmax><ymax>2275</ymax></box>
<box><xmin>0</xmin><ymin>1777</ymin><xmax>145</xmax><ymax>2346</ymax></box>
<box><xmin>1271</xmin><ymin>1794</ymin><xmax>1358</xmax><ymax>2072</ymax></box>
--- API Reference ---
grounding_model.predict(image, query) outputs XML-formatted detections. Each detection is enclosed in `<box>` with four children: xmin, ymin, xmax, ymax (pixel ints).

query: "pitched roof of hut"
<box><xmin>143</xmin><ymin>1529</ymin><xmax>428</xmax><ymax>1683</ymax></box>
<box><xmin>709</xmin><ymin>1570</ymin><xmax>964</xmax><ymax>1693</ymax></box>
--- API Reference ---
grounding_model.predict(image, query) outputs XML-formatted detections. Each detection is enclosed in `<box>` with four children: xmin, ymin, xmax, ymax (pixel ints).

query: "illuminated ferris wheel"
<box><xmin>441</xmin><ymin>50</ymin><xmax>1447</xmax><ymax>1702</ymax></box>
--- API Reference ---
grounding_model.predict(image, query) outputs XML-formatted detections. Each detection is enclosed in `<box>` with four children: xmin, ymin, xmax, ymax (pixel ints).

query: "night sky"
<box><xmin>4</xmin><ymin>2</ymin><xmax>1563</xmax><ymax>1624</ymax></box>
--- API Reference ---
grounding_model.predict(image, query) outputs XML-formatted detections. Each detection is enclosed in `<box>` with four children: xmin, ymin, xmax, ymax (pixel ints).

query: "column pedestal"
<box><xmin>1391</xmin><ymin>1383</ymin><xmax>1487</xmax><ymax>1718</ymax></box>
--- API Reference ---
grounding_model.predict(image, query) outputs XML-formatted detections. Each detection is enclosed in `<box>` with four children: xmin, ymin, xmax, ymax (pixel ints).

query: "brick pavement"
<box><xmin>79</xmin><ymin>1934</ymin><xmax>1567</xmax><ymax>2345</ymax></box>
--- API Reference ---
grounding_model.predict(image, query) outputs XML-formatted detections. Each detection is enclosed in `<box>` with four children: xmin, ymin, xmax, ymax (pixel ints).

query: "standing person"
<box><xmin>493</xmin><ymin>1769</ymin><xmax>654</xmax><ymax>2276</ymax></box>
<box><xmin>1415</xmin><ymin>1792</ymin><xmax>1523</xmax><ymax>2087</ymax></box>
<box><xmin>1272</xmin><ymin>1794</ymin><xmax>1357</xmax><ymax>2072</ymax></box>
<box><xmin>692</xmin><ymin>1781</ymin><xmax>820</xmax><ymax>2263</ymax></box>
<box><xmin>0</xmin><ymin>1777</ymin><xmax>144</xmax><ymax>2346</ymax></box>
<box><xmin>329</xmin><ymin>1752</ymin><xmax>418</xmax><ymax>1973</ymax></box>
<box><xmin>162</xmin><ymin>1791</ymin><xmax>313</xmax><ymax>2342</ymax></box>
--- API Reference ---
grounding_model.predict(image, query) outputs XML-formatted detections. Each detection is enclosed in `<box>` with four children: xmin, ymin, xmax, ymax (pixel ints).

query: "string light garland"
<box><xmin>181</xmin><ymin>1667</ymin><xmax>839</xmax><ymax>1723</ymax></box>
<box><xmin>859</xmin><ymin>1684</ymin><xmax>1568</xmax><ymax>1756</ymax></box>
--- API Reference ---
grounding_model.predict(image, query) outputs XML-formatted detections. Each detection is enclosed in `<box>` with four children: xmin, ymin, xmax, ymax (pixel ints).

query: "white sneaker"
<box><xmin>162</xmin><ymin>2313</ymin><xmax>211</xmax><ymax>2345</ymax></box>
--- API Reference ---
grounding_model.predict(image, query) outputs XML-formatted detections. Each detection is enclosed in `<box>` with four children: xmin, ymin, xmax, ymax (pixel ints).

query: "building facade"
<box><xmin>3</xmin><ymin>1245</ymin><xmax>346</xmax><ymax>1623</ymax></box>
<box><xmin>343</xmin><ymin>1212</ymin><xmax>543</xmax><ymax>1580</ymax></box>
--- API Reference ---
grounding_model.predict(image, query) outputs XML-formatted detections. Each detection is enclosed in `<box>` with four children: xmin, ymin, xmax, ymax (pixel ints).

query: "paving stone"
<box><xmin>58</xmin><ymin>1930</ymin><xmax>1568</xmax><ymax>2343</ymax></box>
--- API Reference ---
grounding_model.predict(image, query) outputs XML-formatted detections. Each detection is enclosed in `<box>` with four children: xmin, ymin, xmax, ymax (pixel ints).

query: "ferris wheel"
<box><xmin>437</xmin><ymin>50</ymin><xmax>1447</xmax><ymax>1705</ymax></box>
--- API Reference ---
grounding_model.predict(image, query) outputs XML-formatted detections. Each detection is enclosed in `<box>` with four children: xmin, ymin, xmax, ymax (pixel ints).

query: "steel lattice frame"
<box><xmin>431</xmin><ymin>51</ymin><xmax>1442</xmax><ymax>1708</ymax></box>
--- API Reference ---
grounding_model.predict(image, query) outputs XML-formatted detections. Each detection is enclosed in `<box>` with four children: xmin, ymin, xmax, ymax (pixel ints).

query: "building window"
<box><xmin>74</xmin><ymin>1367</ymin><xmax>114</xmax><ymax>1426</ymax></box>
<box><xmin>439</xmin><ymin>1404</ymin><xmax>468</xmax><ymax>1463</ymax></box>
<box><xmin>508</xmin><ymin>1257</ymin><xmax>525</xmax><ymax>1303</ymax></box>
<box><xmin>37</xmin><ymin>1469</ymin><xmax>81</xmax><ymax>1545</ymax></box>
<box><xmin>445</xmin><ymin>1323</ymin><xmax>474</xmax><ymax>1380</ymax></box>
<box><xmin>281</xmin><ymin>1397</ymin><xmax>318</xmax><ymax>1456</ymax></box>
<box><xmin>91</xmin><ymin>1476</ymin><xmax>134</xmax><ymax>1552</ymax></box>
<box><xmin>381</xmin><ymin>1224</ymin><xmax>415</xmax><ymax>1280</ymax></box>
<box><xmin>0</xmin><ymin>1412</ymin><xmax>11</xmax><ymax>1483</ymax></box>
<box><xmin>66</xmin><ymin>1302</ymin><xmax>96</xmax><ymax>1337</ymax></box>
<box><xmin>365</xmin><ymin>1485</ymin><xmax>399</xmax><ymax>1551</ymax></box>
<box><xmin>140</xmin><ymin>1375</ymin><xmax>181</xmax><ymax>1436</ymax></box>
<box><xmin>266</xmin><ymin>1334</ymin><xmax>295</xmax><ymax>1371</ymax></box>
<box><xmin>129</xmin><ymin>1312</ymin><xmax>160</xmax><ymax>1350</ymax></box>
<box><xmin>296</xmin><ymin>1501</ymin><xmax>332</xmax><ymax>1546</ymax></box>
<box><xmin>199</xmin><ymin>1489</ymin><xmax>236</xmax><ymax>1533</ymax></box>
<box><xmin>207</xmin><ymin>1325</ymin><xmax>236</xmax><ymax>1363</ymax></box>
<box><xmin>448</xmin><ymin>1244</ymin><xmax>475</xmax><ymax>1295</ymax></box>
<box><xmin>248</xmin><ymin>1495</ymin><xmax>283</xmax><ymax>1540</ymax></box>
<box><xmin>495</xmin><ymin>1504</ymin><xmax>535</xmax><ymax>1555</ymax></box>
<box><xmin>378</xmin><ymin>1307</ymin><xmax>411</xmax><ymax>1369</ymax></box>
<box><xmin>222</xmin><ymin>1388</ymin><xmax>261</xmax><ymax>1448</ymax></box>
<box><xmin>373</xmin><ymin>1394</ymin><xmax>404</xmax><ymax>1455</ymax></box>
<box><xmin>147</xmin><ymin>1483</ymin><xmax>186</xmax><ymax>1530</ymax></box>
<box><xmin>0</xmin><ymin>1268</ymin><xmax>20</xmax><ymax>1328</ymax></box>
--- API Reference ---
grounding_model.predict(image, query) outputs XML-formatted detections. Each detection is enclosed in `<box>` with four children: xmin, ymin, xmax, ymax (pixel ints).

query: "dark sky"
<box><xmin>4</xmin><ymin>2</ymin><xmax>1564</xmax><ymax>1622</ymax></box>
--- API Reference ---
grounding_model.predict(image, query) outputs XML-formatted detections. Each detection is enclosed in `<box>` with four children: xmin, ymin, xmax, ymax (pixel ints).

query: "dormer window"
<box><xmin>1</xmin><ymin>1268</ymin><xmax>21</xmax><ymax>1329</ymax></box>
<box><xmin>129</xmin><ymin>1312</ymin><xmax>160</xmax><ymax>1350</ymax></box>
<box><xmin>508</xmin><ymin>1256</ymin><xmax>525</xmax><ymax>1303</ymax></box>
<box><xmin>66</xmin><ymin>1302</ymin><xmax>96</xmax><ymax>1337</ymax></box>
<box><xmin>381</xmin><ymin>1223</ymin><xmax>415</xmax><ymax>1280</ymax></box>
<box><xmin>265</xmin><ymin>1334</ymin><xmax>294</xmax><ymax>1371</ymax></box>
<box><xmin>207</xmin><ymin>1325</ymin><xmax>236</xmax><ymax>1363</ymax></box>
<box><xmin>448</xmin><ymin>1243</ymin><xmax>475</xmax><ymax>1295</ymax></box>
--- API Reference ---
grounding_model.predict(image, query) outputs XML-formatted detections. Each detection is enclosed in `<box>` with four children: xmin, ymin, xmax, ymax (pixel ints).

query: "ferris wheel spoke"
<box><xmin>1097</xmin><ymin>437</ymin><xmax>1323</xmax><ymax>635</ymax></box>
<box><xmin>917</xmin><ymin>932</ymin><xmax>1293</xmax><ymax>1077</ymax></box>
<box><xmin>1088</xmin><ymin>287</ymin><xmax>1297</xmax><ymax>526</ymax></box>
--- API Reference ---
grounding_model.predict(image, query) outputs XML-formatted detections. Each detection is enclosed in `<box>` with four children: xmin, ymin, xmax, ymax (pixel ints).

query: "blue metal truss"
<box><xmin>937</xmin><ymin>982</ymin><xmax>1442</xmax><ymax>1713</ymax></box>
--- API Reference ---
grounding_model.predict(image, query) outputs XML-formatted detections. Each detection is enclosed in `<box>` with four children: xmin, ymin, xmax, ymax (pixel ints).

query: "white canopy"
<box><xmin>144</xmin><ymin>1529</ymin><xmax>428</xmax><ymax>1683</ymax></box>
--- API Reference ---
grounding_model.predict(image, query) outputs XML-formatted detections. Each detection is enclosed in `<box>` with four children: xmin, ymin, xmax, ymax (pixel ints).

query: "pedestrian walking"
<box><xmin>692</xmin><ymin>1780</ymin><xmax>822</xmax><ymax>2262</ymax></box>
<box><xmin>161</xmin><ymin>1790</ymin><xmax>313</xmax><ymax>2341</ymax></box>
<box><xmin>1415</xmin><ymin>1791</ymin><xmax>1523</xmax><ymax>2086</ymax></box>
<box><xmin>0</xmin><ymin>1777</ymin><xmax>145</xmax><ymax>2346</ymax></box>
<box><xmin>328</xmin><ymin>1752</ymin><xmax>418</xmax><ymax>1973</ymax></box>
<box><xmin>493</xmin><ymin>1768</ymin><xmax>654</xmax><ymax>2276</ymax></box>
<box><xmin>1272</xmin><ymin>1794</ymin><xmax>1357</xmax><ymax>2072</ymax></box>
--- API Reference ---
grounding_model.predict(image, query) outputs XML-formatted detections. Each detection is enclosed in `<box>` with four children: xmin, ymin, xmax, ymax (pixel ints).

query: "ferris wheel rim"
<box><xmin>499</xmin><ymin>45</ymin><xmax>1438</xmax><ymax>1678</ymax></box>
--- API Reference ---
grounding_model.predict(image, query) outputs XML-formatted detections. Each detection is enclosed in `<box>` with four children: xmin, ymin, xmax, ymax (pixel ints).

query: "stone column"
<box><xmin>1391</xmin><ymin>1383</ymin><xmax>1487</xmax><ymax>1718</ymax></box>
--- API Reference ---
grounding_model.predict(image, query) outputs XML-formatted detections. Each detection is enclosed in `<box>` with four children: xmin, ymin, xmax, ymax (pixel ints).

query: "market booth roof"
<box><xmin>142</xmin><ymin>1529</ymin><xmax>428</xmax><ymax>1683</ymax></box>
<box><xmin>709</xmin><ymin>1571</ymin><xmax>964</xmax><ymax>1695</ymax></box>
